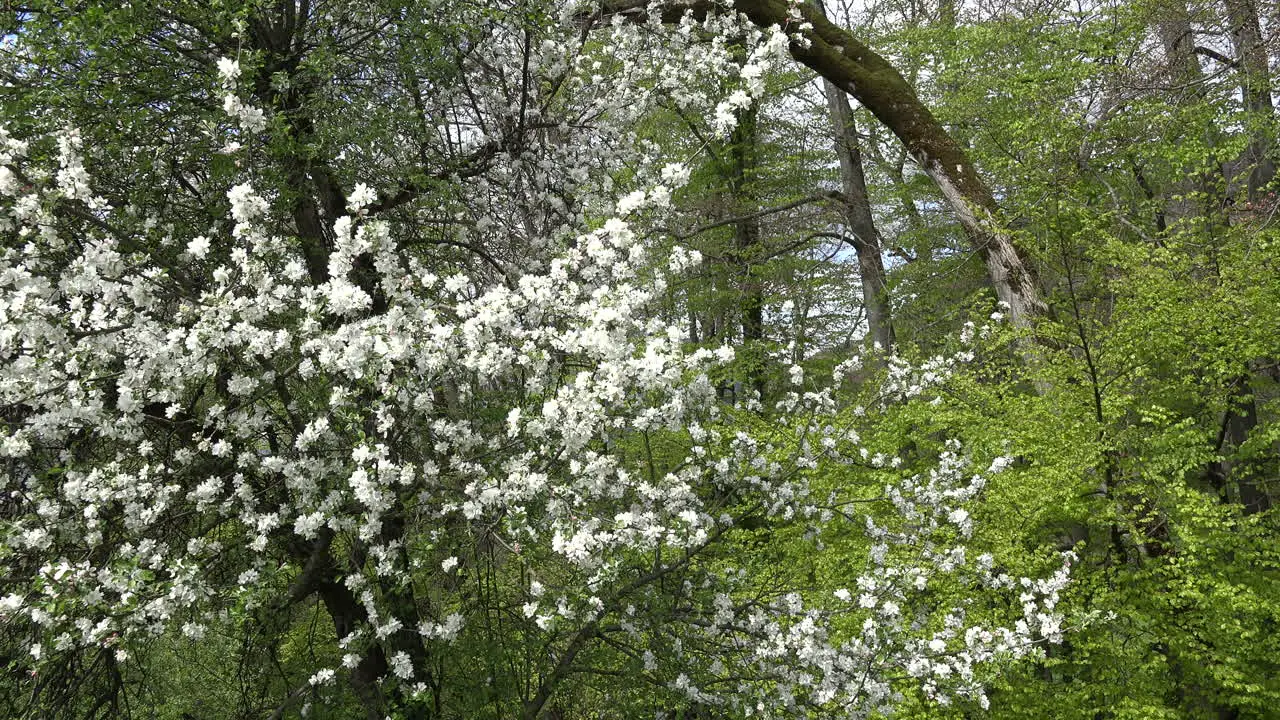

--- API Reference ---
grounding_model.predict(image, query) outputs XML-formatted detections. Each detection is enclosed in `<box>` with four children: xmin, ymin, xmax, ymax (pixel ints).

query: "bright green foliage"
<box><xmin>827</xmin><ymin>0</ymin><xmax>1280</xmax><ymax>714</ymax></box>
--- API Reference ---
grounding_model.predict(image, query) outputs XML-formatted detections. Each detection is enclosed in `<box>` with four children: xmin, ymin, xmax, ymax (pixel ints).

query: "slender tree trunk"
<box><xmin>729</xmin><ymin>105</ymin><xmax>767</xmax><ymax>398</ymax></box>
<box><xmin>821</xmin><ymin>80</ymin><xmax>896</xmax><ymax>351</ymax></box>
<box><xmin>813</xmin><ymin>0</ymin><xmax>894</xmax><ymax>351</ymax></box>
<box><xmin>1225</xmin><ymin>0</ymin><xmax>1277</xmax><ymax>198</ymax></box>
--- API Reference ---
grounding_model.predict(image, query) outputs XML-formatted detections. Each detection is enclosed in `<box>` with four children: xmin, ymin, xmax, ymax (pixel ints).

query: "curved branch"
<box><xmin>592</xmin><ymin>0</ymin><xmax>1047</xmax><ymax>324</ymax></box>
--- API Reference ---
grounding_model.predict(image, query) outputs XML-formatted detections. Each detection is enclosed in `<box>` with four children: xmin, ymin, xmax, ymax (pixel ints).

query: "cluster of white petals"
<box><xmin>217</xmin><ymin>56</ymin><xmax>267</xmax><ymax>134</ymax></box>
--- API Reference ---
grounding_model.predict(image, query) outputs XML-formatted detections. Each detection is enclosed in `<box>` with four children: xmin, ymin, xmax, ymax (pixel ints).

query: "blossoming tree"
<box><xmin>1</xmin><ymin>1</ymin><xmax>1069</xmax><ymax>717</ymax></box>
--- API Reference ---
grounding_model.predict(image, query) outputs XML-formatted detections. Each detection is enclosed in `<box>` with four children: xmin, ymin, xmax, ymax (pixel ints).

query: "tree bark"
<box><xmin>728</xmin><ymin>105</ymin><xmax>767</xmax><ymax>398</ymax></box>
<box><xmin>1225</xmin><ymin>0</ymin><xmax>1276</xmax><ymax>198</ymax></box>
<box><xmin>1154</xmin><ymin>2</ymin><xmax>1230</xmax><ymax>228</ymax></box>
<box><xmin>814</xmin><ymin>0</ymin><xmax>893</xmax><ymax>352</ymax></box>
<box><xmin>1217</xmin><ymin>0</ymin><xmax>1275</xmax><ymax>516</ymax></box>
<box><xmin>317</xmin><ymin>578</ymin><xmax>392</xmax><ymax>720</ymax></box>
<box><xmin>734</xmin><ymin>0</ymin><xmax>1045</xmax><ymax>325</ymax></box>
<box><xmin>818</xmin><ymin>61</ymin><xmax>896</xmax><ymax>352</ymax></box>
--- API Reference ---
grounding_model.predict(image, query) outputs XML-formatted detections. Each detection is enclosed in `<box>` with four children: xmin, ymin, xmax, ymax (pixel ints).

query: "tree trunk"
<box><xmin>1154</xmin><ymin>2</ymin><xmax>1233</xmax><ymax>229</ymax></box>
<box><xmin>1209</xmin><ymin>375</ymin><xmax>1272</xmax><ymax>513</ymax></box>
<box><xmin>729</xmin><ymin>105</ymin><xmax>767</xmax><ymax>398</ymax></box>
<box><xmin>1225</xmin><ymin>0</ymin><xmax>1276</xmax><ymax>198</ymax></box>
<box><xmin>732</xmin><ymin>0</ymin><xmax>1048</xmax><ymax>326</ymax></box>
<box><xmin>820</xmin><ymin>75</ymin><xmax>896</xmax><ymax>352</ymax></box>
<box><xmin>813</xmin><ymin>0</ymin><xmax>894</xmax><ymax>352</ymax></box>
<box><xmin>1217</xmin><ymin>0</ymin><xmax>1275</xmax><ymax>516</ymax></box>
<box><xmin>317</xmin><ymin>579</ymin><xmax>391</xmax><ymax>719</ymax></box>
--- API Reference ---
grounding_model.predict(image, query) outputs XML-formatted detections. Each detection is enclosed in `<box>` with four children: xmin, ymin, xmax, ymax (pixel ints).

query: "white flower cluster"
<box><xmin>0</xmin><ymin>122</ymin><xmax>737</xmax><ymax>684</ymax></box>
<box><xmin>639</xmin><ymin>442</ymin><xmax>1075</xmax><ymax>716</ymax></box>
<box><xmin>217</xmin><ymin>57</ymin><xmax>267</xmax><ymax>134</ymax></box>
<box><xmin>711</xmin><ymin>24</ymin><xmax>791</xmax><ymax>135</ymax></box>
<box><xmin>55</xmin><ymin>128</ymin><xmax>93</xmax><ymax>203</ymax></box>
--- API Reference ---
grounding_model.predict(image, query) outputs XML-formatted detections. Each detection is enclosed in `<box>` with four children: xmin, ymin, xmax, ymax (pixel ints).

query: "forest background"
<box><xmin>0</xmin><ymin>0</ymin><xmax>1278</xmax><ymax>718</ymax></box>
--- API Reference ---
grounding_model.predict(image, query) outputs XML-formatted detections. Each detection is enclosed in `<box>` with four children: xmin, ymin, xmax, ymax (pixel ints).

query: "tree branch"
<box><xmin>522</xmin><ymin>622</ymin><xmax>599</xmax><ymax>720</ymax></box>
<box><xmin>1194</xmin><ymin>45</ymin><xmax>1238</xmax><ymax>68</ymax></box>
<box><xmin>367</xmin><ymin>140</ymin><xmax>503</xmax><ymax>215</ymax></box>
<box><xmin>665</xmin><ymin>191</ymin><xmax>845</xmax><ymax>240</ymax></box>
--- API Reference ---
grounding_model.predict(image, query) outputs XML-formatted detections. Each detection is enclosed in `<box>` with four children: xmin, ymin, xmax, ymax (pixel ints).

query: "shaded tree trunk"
<box><xmin>1209</xmin><ymin>371</ymin><xmax>1275</xmax><ymax>514</ymax></box>
<box><xmin>1154</xmin><ymin>1</ymin><xmax>1232</xmax><ymax>229</ymax></box>
<box><xmin>1217</xmin><ymin>0</ymin><xmax>1276</xmax><ymax>517</ymax></box>
<box><xmin>1225</xmin><ymin>0</ymin><xmax>1276</xmax><ymax>199</ymax></box>
<box><xmin>1150</xmin><ymin>1</ymin><xmax>1273</xmax><ymax>516</ymax></box>
<box><xmin>729</xmin><ymin>105</ymin><xmax>767</xmax><ymax>398</ymax></box>
<box><xmin>820</xmin><ymin>74</ymin><xmax>895</xmax><ymax>352</ymax></box>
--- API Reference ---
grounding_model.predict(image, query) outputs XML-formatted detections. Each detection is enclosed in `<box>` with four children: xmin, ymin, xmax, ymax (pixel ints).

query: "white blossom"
<box><xmin>216</xmin><ymin>57</ymin><xmax>241</xmax><ymax>84</ymax></box>
<box><xmin>186</xmin><ymin>235</ymin><xmax>211</xmax><ymax>259</ymax></box>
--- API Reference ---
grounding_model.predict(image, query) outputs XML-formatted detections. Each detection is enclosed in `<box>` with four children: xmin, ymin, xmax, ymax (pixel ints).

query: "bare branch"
<box><xmin>665</xmin><ymin>191</ymin><xmax>845</xmax><ymax>240</ymax></box>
